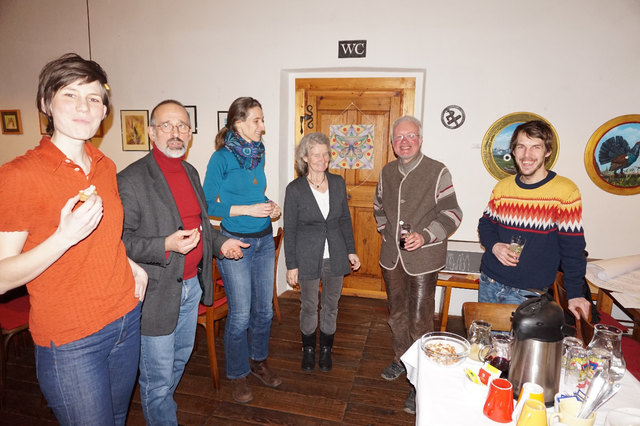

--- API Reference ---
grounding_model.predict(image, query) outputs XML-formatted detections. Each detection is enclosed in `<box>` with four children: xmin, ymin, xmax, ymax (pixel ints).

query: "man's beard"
<box><xmin>162</xmin><ymin>138</ymin><xmax>186</xmax><ymax>158</ymax></box>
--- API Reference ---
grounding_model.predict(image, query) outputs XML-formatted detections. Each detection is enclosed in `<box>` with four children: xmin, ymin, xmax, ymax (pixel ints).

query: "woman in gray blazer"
<box><xmin>284</xmin><ymin>132</ymin><xmax>360</xmax><ymax>372</ymax></box>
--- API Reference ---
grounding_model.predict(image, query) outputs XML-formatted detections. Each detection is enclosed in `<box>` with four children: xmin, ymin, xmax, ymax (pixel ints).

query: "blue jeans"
<box><xmin>478</xmin><ymin>272</ymin><xmax>540</xmax><ymax>304</ymax></box>
<box><xmin>35</xmin><ymin>302</ymin><xmax>141</xmax><ymax>426</ymax></box>
<box><xmin>139</xmin><ymin>276</ymin><xmax>202</xmax><ymax>426</ymax></box>
<box><xmin>218</xmin><ymin>231</ymin><xmax>274</xmax><ymax>379</ymax></box>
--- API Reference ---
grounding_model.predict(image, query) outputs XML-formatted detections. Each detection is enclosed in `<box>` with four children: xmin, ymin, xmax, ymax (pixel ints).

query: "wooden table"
<box><xmin>437</xmin><ymin>272</ymin><xmax>479</xmax><ymax>331</ymax></box>
<box><xmin>401</xmin><ymin>338</ymin><xmax>640</xmax><ymax>426</ymax></box>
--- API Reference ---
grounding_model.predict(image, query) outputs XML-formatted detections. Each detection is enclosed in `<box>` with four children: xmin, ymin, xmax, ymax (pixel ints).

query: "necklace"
<box><xmin>307</xmin><ymin>173</ymin><xmax>326</xmax><ymax>188</ymax></box>
<box><xmin>246</xmin><ymin>168</ymin><xmax>258</xmax><ymax>185</ymax></box>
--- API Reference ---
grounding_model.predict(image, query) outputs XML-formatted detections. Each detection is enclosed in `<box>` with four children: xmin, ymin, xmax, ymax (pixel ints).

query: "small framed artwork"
<box><xmin>584</xmin><ymin>114</ymin><xmax>640</xmax><ymax>195</ymax></box>
<box><xmin>120</xmin><ymin>110</ymin><xmax>149</xmax><ymax>151</ymax></box>
<box><xmin>1</xmin><ymin>110</ymin><xmax>23</xmax><ymax>135</ymax></box>
<box><xmin>481</xmin><ymin>112</ymin><xmax>558</xmax><ymax>180</ymax></box>
<box><xmin>39</xmin><ymin>113</ymin><xmax>50</xmax><ymax>135</ymax></box>
<box><xmin>184</xmin><ymin>105</ymin><xmax>197</xmax><ymax>134</ymax></box>
<box><xmin>217</xmin><ymin>111</ymin><xmax>228</xmax><ymax>131</ymax></box>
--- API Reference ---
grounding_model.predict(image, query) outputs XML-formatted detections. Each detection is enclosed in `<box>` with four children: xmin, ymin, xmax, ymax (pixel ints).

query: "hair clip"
<box><xmin>104</xmin><ymin>83</ymin><xmax>111</xmax><ymax>91</ymax></box>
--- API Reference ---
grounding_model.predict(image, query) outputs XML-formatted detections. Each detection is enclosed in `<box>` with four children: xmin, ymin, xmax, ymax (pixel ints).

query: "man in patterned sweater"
<box><xmin>374</xmin><ymin>115</ymin><xmax>462</xmax><ymax>414</ymax></box>
<box><xmin>477</xmin><ymin>120</ymin><xmax>591</xmax><ymax>319</ymax></box>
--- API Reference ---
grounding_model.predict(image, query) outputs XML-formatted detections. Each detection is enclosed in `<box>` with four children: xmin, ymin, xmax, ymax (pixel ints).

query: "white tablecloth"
<box><xmin>401</xmin><ymin>339</ymin><xmax>640</xmax><ymax>426</ymax></box>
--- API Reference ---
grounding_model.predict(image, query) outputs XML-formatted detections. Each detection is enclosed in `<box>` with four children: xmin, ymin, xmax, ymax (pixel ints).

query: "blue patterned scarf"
<box><xmin>225</xmin><ymin>130</ymin><xmax>265</xmax><ymax>170</ymax></box>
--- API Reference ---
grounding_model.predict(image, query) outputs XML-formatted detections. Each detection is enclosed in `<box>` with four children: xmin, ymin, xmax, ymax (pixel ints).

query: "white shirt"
<box><xmin>310</xmin><ymin>185</ymin><xmax>330</xmax><ymax>259</ymax></box>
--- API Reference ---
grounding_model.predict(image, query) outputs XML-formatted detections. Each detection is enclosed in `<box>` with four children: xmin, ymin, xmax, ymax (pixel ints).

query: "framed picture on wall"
<box><xmin>120</xmin><ymin>110</ymin><xmax>149</xmax><ymax>151</ymax></box>
<box><xmin>1</xmin><ymin>110</ymin><xmax>23</xmax><ymax>135</ymax></box>
<box><xmin>39</xmin><ymin>112</ymin><xmax>49</xmax><ymax>135</ymax></box>
<box><xmin>185</xmin><ymin>105</ymin><xmax>197</xmax><ymax>134</ymax></box>
<box><xmin>217</xmin><ymin>111</ymin><xmax>228</xmax><ymax>131</ymax></box>
<box><xmin>481</xmin><ymin>112</ymin><xmax>558</xmax><ymax>180</ymax></box>
<box><xmin>584</xmin><ymin>114</ymin><xmax>640</xmax><ymax>195</ymax></box>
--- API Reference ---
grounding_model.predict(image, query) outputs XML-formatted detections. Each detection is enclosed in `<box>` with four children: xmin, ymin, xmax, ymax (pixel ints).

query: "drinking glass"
<box><xmin>510</xmin><ymin>235</ymin><xmax>526</xmax><ymax>257</ymax></box>
<box><xmin>561</xmin><ymin>345</ymin><xmax>588</xmax><ymax>395</ymax></box>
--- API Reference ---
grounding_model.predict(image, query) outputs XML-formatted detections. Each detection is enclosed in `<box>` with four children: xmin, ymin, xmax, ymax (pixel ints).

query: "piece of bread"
<box><xmin>79</xmin><ymin>185</ymin><xmax>97</xmax><ymax>201</ymax></box>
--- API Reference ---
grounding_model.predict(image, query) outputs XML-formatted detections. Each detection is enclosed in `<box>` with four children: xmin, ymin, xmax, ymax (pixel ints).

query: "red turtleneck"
<box><xmin>152</xmin><ymin>146</ymin><xmax>203</xmax><ymax>280</ymax></box>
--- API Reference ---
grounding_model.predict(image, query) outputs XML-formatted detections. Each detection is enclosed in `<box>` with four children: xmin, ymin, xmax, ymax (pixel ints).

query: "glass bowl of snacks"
<box><xmin>421</xmin><ymin>331</ymin><xmax>470</xmax><ymax>368</ymax></box>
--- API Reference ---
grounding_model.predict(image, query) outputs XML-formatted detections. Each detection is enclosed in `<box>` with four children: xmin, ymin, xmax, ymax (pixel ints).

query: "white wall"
<box><xmin>2</xmin><ymin>0</ymin><xmax>639</xmax><ymax>315</ymax></box>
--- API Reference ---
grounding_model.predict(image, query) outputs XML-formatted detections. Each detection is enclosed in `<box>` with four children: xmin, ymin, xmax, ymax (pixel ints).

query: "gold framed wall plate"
<box><xmin>584</xmin><ymin>114</ymin><xmax>640</xmax><ymax>195</ymax></box>
<box><xmin>481</xmin><ymin>112</ymin><xmax>558</xmax><ymax>180</ymax></box>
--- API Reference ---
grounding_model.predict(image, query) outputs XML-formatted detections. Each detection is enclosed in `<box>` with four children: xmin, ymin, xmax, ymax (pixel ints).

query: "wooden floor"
<box><xmin>2</xmin><ymin>291</ymin><xmax>465</xmax><ymax>425</ymax></box>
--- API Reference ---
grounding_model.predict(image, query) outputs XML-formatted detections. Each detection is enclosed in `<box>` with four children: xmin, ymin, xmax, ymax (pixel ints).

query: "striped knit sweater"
<box><xmin>478</xmin><ymin>171</ymin><xmax>587</xmax><ymax>299</ymax></box>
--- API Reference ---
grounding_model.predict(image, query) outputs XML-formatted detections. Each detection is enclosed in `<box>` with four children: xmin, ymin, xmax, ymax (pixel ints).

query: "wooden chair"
<box><xmin>272</xmin><ymin>227</ymin><xmax>284</xmax><ymax>324</ymax></box>
<box><xmin>1</xmin><ymin>289</ymin><xmax>30</xmax><ymax>406</ymax></box>
<box><xmin>462</xmin><ymin>302</ymin><xmax>518</xmax><ymax>333</ymax></box>
<box><xmin>552</xmin><ymin>271</ymin><xmax>594</xmax><ymax>344</ymax></box>
<box><xmin>196</xmin><ymin>259</ymin><xmax>228</xmax><ymax>389</ymax></box>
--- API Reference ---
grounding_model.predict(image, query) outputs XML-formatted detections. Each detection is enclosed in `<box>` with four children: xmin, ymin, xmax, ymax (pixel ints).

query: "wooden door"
<box><xmin>295</xmin><ymin>78</ymin><xmax>415</xmax><ymax>299</ymax></box>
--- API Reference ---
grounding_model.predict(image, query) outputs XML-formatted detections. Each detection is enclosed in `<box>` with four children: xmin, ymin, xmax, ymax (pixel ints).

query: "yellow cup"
<box><xmin>549</xmin><ymin>399</ymin><xmax>595</xmax><ymax>426</ymax></box>
<box><xmin>514</xmin><ymin>382</ymin><xmax>546</xmax><ymax>420</ymax></box>
<box><xmin>517</xmin><ymin>382</ymin><xmax>545</xmax><ymax>405</ymax></box>
<box><xmin>517</xmin><ymin>399</ymin><xmax>547</xmax><ymax>426</ymax></box>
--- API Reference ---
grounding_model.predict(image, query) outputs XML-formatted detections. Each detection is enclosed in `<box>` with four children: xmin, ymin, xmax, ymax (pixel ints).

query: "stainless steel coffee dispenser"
<box><xmin>509</xmin><ymin>295</ymin><xmax>565</xmax><ymax>405</ymax></box>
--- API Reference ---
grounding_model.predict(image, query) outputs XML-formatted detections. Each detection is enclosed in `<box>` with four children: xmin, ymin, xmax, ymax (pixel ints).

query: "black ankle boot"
<box><xmin>301</xmin><ymin>332</ymin><xmax>316</xmax><ymax>371</ymax></box>
<box><xmin>318</xmin><ymin>332</ymin><xmax>334</xmax><ymax>372</ymax></box>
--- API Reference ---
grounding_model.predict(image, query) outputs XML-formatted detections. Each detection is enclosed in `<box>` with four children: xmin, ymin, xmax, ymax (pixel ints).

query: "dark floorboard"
<box><xmin>1</xmin><ymin>291</ymin><xmax>465</xmax><ymax>425</ymax></box>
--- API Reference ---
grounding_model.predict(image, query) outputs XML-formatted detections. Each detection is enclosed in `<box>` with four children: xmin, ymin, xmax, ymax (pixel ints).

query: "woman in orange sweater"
<box><xmin>0</xmin><ymin>53</ymin><xmax>147</xmax><ymax>425</ymax></box>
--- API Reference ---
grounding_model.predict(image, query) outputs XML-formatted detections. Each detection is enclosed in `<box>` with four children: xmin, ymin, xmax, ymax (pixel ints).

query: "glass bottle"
<box><xmin>586</xmin><ymin>324</ymin><xmax>626</xmax><ymax>381</ymax></box>
<box><xmin>399</xmin><ymin>221</ymin><xmax>411</xmax><ymax>250</ymax></box>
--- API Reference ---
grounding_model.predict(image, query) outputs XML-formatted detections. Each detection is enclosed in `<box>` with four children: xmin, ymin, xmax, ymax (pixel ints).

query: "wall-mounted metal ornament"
<box><xmin>441</xmin><ymin>105</ymin><xmax>465</xmax><ymax>129</ymax></box>
<box><xmin>299</xmin><ymin>105</ymin><xmax>314</xmax><ymax>134</ymax></box>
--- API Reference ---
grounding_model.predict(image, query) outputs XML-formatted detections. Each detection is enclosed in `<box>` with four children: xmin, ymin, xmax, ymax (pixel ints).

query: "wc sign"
<box><xmin>338</xmin><ymin>40</ymin><xmax>367</xmax><ymax>58</ymax></box>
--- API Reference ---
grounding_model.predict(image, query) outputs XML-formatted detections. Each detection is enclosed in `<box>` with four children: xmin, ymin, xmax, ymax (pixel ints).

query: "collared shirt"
<box><xmin>0</xmin><ymin>137</ymin><xmax>137</xmax><ymax>346</ymax></box>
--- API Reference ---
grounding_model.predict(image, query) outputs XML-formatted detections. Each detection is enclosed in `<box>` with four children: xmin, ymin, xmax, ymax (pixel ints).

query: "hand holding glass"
<box><xmin>399</xmin><ymin>222</ymin><xmax>411</xmax><ymax>250</ymax></box>
<box><xmin>510</xmin><ymin>235</ymin><xmax>526</xmax><ymax>257</ymax></box>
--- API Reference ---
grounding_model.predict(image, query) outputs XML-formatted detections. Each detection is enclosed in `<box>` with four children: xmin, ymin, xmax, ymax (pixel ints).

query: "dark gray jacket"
<box><xmin>283</xmin><ymin>172</ymin><xmax>356</xmax><ymax>280</ymax></box>
<box><xmin>117</xmin><ymin>153</ymin><xmax>227</xmax><ymax>336</ymax></box>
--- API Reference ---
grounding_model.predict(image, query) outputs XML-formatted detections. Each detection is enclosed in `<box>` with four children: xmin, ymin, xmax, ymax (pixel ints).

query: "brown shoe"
<box><xmin>250</xmin><ymin>359</ymin><xmax>282</xmax><ymax>388</ymax></box>
<box><xmin>231</xmin><ymin>377</ymin><xmax>253</xmax><ymax>403</ymax></box>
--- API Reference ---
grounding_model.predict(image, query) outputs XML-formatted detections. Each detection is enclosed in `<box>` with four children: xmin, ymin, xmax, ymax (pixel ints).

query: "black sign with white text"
<box><xmin>338</xmin><ymin>40</ymin><xmax>367</xmax><ymax>58</ymax></box>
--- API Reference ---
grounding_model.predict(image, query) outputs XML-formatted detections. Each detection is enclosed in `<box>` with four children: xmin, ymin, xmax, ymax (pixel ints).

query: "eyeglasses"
<box><xmin>155</xmin><ymin>122</ymin><xmax>191</xmax><ymax>134</ymax></box>
<box><xmin>392</xmin><ymin>133</ymin><xmax>419</xmax><ymax>143</ymax></box>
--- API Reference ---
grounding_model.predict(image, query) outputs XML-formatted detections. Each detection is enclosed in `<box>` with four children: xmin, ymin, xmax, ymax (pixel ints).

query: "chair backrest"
<box><xmin>552</xmin><ymin>271</ymin><xmax>594</xmax><ymax>344</ymax></box>
<box><xmin>0</xmin><ymin>289</ymin><xmax>30</xmax><ymax>332</ymax></box>
<box><xmin>273</xmin><ymin>227</ymin><xmax>283</xmax><ymax>266</ymax></box>
<box><xmin>212</xmin><ymin>259</ymin><xmax>225</xmax><ymax>302</ymax></box>
<box><xmin>462</xmin><ymin>302</ymin><xmax>518</xmax><ymax>333</ymax></box>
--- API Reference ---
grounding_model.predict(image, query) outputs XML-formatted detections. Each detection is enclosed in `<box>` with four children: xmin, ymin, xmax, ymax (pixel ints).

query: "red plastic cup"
<box><xmin>483</xmin><ymin>378</ymin><xmax>514</xmax><ymax>423</ymax></box>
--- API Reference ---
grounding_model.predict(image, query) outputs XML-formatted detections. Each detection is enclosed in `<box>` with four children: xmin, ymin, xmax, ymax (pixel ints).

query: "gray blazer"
<box><xmin>117</xmin><ymin>153</ymin><xmax>227</xmax><ymax>336</ymax></box>
<box><xmin>283</xmin><ymin>172</ymin><xmax>356</xmax><ymax>280</ymax></box>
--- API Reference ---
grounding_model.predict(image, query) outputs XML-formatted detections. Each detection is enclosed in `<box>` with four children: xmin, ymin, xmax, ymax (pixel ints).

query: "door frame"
<box><xmin>275</xmin><ymin>68</ymin><xmax>426</xmax><ymax>296</ymax></box>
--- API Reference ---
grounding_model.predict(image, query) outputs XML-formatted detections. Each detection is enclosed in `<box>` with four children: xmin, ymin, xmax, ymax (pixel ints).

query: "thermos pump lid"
<box><xmin>512</xmin><ymin>295</ymin><xmax>565</xmax><ymax>342</ymax></box>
